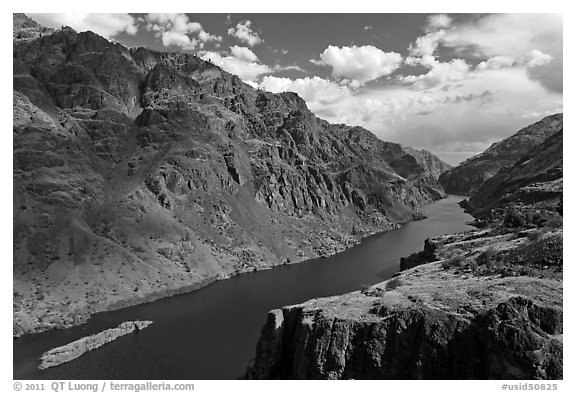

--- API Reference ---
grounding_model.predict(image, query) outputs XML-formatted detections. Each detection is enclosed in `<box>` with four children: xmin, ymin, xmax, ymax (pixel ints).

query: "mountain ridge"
<box><xmin>13</xmin><ymin>15</ymin><xmax>449</xmax><ymax>336</ymax></box>
<box><xmin>439</xmin><ymin>113</ymin><xmax>563</xmax><ymax>195</ymax></box>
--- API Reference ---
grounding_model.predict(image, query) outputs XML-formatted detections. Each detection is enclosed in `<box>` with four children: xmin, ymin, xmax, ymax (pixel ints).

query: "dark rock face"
<box><xmin>399</xmin><ymin>238</ymin><xmax>437</xmax><ymax>270</ymax></box>
<box><xmin>439</xmin><ymin>114</ymin><xmax>563</xmax><ymax>195</ymax></box>
<box><xmin>469</xmin><ymin>129</ymin><xmax>563</xmax><ymax>214</ymax></box>
<box><xmin>247</xmin><ymin>290</ymin><xmax>562</xmax><ymax>380</ymax></box>
<box><xmin>13</xmin><ymin>16</ymin><xmax>447</xmax><ymax>335</ymax></box>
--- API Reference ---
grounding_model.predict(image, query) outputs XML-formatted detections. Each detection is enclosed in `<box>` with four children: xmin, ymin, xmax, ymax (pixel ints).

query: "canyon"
<box><xmin>247</xmin><ymin>115</ymin><xmax>563</xmax><ymax>379</ymax></box>
<box><xmin>13</xmin><ymin>14</ymin><xmax>449</xmax><ymax>337</ymax></box>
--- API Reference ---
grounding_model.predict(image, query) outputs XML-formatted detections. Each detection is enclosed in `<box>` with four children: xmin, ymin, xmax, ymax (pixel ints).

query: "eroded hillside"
<box><xmin>13</xmin><ymin>15</ymin><xmax>448</xmax><ymax>336</ymax></box>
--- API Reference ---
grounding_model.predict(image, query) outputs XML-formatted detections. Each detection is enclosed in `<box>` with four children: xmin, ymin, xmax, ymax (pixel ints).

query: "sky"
<box><xmin>26</xmin><ymin>13</ymin><xmax>563</xmax><ymax>165</ymax></box>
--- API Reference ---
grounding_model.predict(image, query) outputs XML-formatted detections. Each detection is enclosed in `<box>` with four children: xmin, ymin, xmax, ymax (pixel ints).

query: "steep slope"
<box><xmin>398</xmin><ymin>146</ymin><xmax>452</xmax><ymax>179</ymax></box>
<box><xmin>469</xmin><ymin>129</ymin><xmax>562</xmax><ymax>215</ymax></box>
<box><xmin>247</xmin><ymin>117</ymin><xmax>563</xmax><ymax>380</ymax></box>
<box><xmin>439</xmin><ymin>114</ymin><xmax>563</xmax><ymax>195</ymax></box>
<box><xmin>247</xmin><ymin>265</ymin><xmax>561</xmax><ymax>379</ymax></box>
<box><xmin>13</xmin><ymin>17</ymin><xmax>447</xmax><ymax>336</ymax></box>
<box><xmin>13</xmin><ymin>13</ymin><xmax>53</xmax><ymax>42</ymax></box>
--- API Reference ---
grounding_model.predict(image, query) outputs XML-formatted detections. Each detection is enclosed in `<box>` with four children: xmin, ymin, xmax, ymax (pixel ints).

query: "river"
<box><xmin>13</xmin><ymin>195</ymin><xmax>472</xmax><ymax>379</ymax></box>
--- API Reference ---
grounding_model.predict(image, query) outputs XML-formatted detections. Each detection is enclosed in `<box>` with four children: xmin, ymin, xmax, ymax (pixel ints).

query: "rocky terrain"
<box><xmin>39</xmin><ymin>320</ymin><xmax>153</xmax><ymax>369</ymax></box>
<box><xmin>247</xmin><ymin>115</ymin><xmax>563</xmax><ymax>379</ymax></box>
<box><xmin>468</xmin><ymin>129</ymin><xmax>562</xmax><ymax>216</ymax></box>
<box><xmin>13</xmin><ymin>14</ymin><xmax>449</xmax><ymax>337</ymax></box>
<box><xmin>439</xmin><ymin>114</ymin><xmax>562</xmax><ymax>195</ymax></box>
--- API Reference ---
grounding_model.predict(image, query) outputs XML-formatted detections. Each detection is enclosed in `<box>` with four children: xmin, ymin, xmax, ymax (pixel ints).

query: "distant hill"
<box><xmin>469</xmin><ymin>128</ymin><xmax>562</xmax><ymax>214</ymax></box>
<box><xmin>439</xmin><ymin>113</ymin><xmax>563</xmax><ymax>195</ymax></box>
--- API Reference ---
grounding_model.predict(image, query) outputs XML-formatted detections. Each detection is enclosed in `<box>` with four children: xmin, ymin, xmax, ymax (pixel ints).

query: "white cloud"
<box><xmin>525</xmin><ymin>49</ymin><xmax>553</xmax><ymax>67</ymax></box>
<box><xmin>201</xmin><ymin>51</ymin><xmax>271</xmax><ymax>82</ymax></box>
<box><xmin>259</xmin><ymin>76</ymin><xmax>352</xmax><ymax>107</ymax></box>
<box><xmin>28</xmin><ymin>13</ymin><xmax>138</xmax><ymax>38</ymax></box>
<box><xmin>227</xmin><ymin>20</ymin><xmax>262</xmax><ymax>47</ymax></box>
<box><xmin>441</xmin><ymin>14</ymin><xmax>562</xmax><ymax>59</ymax></box>
<box><xmin>475</xmin><ymin>56</ymin><xmax>517</xmax><ymax>71</ymax></box>
<box><xmin>426</xmin><ymin>14</ymin><xmax>452</xmax><ymax>31</ymax></box>
<box><xmin>198</xmin><ymin>30</ymin><xmax>222</xmax><ymax>43</ymax></box>
<box><xmin>404</xmin><ymin>14</ymin><xmax>560</xmax><ymax>95</ymax></box>
<box><xmin>230</xmin><ymin>45</ymin><xmax>259</xmax><ymax>62</ymax></box>
<box><xmin>161</xmin><ymin>30</ymin><xmax>198</xmax><ymax>49</ymax></box>
<box><xmin>272</xmin><ymin>64</ymin><xmax>307</xmax><ymax>73</ymax></box>
<box><xmin>313</xmin><ymin>45</ymin><xmax>402</xmax><ymax>86</ymax></box>
<box><xmin>408</xmin><ymin>30</ymin><xmax>445</xmax><ymax>56</ymax></box>
<box><xmin>405</xmin><ymin>54</ymin><xmax>438</xmax><ymax>68</ymax></box>
<box><xmin>475</xmin><ymin>50</ymin><xmax>552</xmax><ymax>71</ymax></box>
<box><xmin>402</xmin><ymin>58</ymin><xmax>470</xmax><ymax>90</ymax></box>
<box><xmin>147</xmin><ymin>13</ymin><xmax>201</xmax><ymax>34</ymax></box>
<box><xmin>146</xmin><ymin>13</ymin><xmax>221</xmax><ymax>50</ymax></box>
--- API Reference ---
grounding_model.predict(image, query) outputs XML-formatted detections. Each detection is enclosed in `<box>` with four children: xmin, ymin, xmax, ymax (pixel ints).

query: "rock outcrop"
<box><xmin>13</xmin><ymin>15</ymin><xmax>448</xmax><ymax>336</ymax></box>
<box><xmin>39</xmin><ymin>320</ymin><xmax>153</xmax><ymax>369</ymax></box>
<box><xmin>246</xmin><ymin>263</ymin><xmax>562</xmax><ymax>379</ymax></box>
<box><xmin>439</xmin><ymin>114</ymin><xmax>563</xmax><ymax>195</ymax></box>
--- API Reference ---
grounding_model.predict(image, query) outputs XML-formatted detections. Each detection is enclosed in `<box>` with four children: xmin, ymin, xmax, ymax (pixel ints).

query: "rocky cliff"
<box><xmin>439</xmin><ymin>114</ymin><xmax>563</xmax><ymax>195</ymax></box>
<box><xmin>247</xmin><ymin>261</ymin><xmax>562</xmax><ymax>379</ymax></box>
<box><xmin>247</xmin><ymin>114</ymin><xmax>563</xmax><ymax>380</ymax></box>
<box><xmin>13</xmin><ymin>14</ymin><xmax>448</xmax><ymax>336</ymax></box>
<box><xmin>247</xmin><ymin>225</ymin><xmax>563</xmax><ymax>379</ymax></box>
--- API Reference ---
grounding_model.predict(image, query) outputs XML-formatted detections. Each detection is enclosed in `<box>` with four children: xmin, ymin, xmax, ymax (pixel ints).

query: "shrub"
<box><xmin>442</xmin><ymin>254</ymin><xmax>466</xmax><ymax>269</ymax></box>
<box><xmin>503</xmin><ymin>210</ymin><xmax>525</xmax><ymax>228</ymax></box>
<box><xmin>476</xmin><ymin>247</ymin><xmax>496</xmax><ymax>266</ymax></box>
<box><xmin>468</xmin><ymin>259</ymin><xmax>478</xmax><ymax>273</ymax></box>
<box><xmin>527</xmin><ymin>229</ymin><xmax>545</xmax><ymax>242</ymax></box>
<box><xmin>546</xmin><ymin>215</ymin><xmax>563</xmax><ymax>229</ymax></box>
<box><xmin>385</xmin><ymin>277</ymin><xmax>402</xmax><ymax>291</ymax></box>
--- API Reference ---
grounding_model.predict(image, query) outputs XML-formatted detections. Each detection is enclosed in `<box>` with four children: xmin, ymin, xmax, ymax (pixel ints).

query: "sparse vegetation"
<box><xmin>503</xmin><ymin>209</ymin><xmax>525</xmax><ymax>228</ymax></box>
<box><xmin>476</xmin><ymin>247</ymin><xmax>497</xmax><ymax>266</ymax></box>
<box><xmin>441</xmin><ymin>254</ymin><xmax>467</xmax><ymax>269</ymax></box>
<box><xmin>526</xmin><ymin>229</ymin><xmax>545</xmax><ymax>242</ymax></box>
<box><xmin>385</xmin><ymin>277</ymin><xmax>402</xmax><ymax>291</ymax></box>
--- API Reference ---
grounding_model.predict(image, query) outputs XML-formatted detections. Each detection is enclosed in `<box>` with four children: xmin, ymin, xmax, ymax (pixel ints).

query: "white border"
<box><xmin>2</xmin><ymin>2</ymin><xmax>572</xmax><ymax>391</ymax></box>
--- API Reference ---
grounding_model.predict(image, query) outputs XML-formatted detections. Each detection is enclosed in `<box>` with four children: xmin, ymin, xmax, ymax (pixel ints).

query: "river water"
<box><xmin>13</xmin><ymin>195</ymin><xmax>472</xmax><ymax>380</ymax></box>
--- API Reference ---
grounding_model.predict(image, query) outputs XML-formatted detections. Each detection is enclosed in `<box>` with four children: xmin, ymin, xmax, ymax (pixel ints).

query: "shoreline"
<box><xmin>14</xmin><ymin>198</ymin><xmax>445</xmax><ymax>340</ymax></box>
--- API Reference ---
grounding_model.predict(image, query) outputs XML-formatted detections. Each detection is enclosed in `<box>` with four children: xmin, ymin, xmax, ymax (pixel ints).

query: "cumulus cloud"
<box><xmin>405</xmin><ymin>14</ymin><xmax>560</xmax><ymax>94</ymax></box>
<box><xmin>426</xmin><ymin>14</ymin><xmax>452</xmax><ymax>31</ymax></box>
<box><xmin>525</xmin><ymin>49</ymin><xmax>553</xmax><ymax>67</ymax></box>
<box><xmin>475</xmin><ymin>50</ymin><xmax>552</xmax><ymax>71</ymax></box>
<box><xmin>146</xmin><ymin>13</ymin><xmax>221</xmax><ymax>50</ymax></box>
<box><xmin>227</xmin><ymin>20</ymin><xmax>262</xmax><ymax>47</ymax></box>
<box><xmin>259</xmin><ymin>76</ymin><xmax>352</xmax><ymax>107</ymax></box>
<box><xmin>230</xmin><ymin>45</ymin><xmax>259</xmax><ymax>62</ymax></box>
<box><xmin>28</xmin><ymin>13</ymin><xmax>138</xmax><ymax>38</ymax></box>
<box><xmin>475</xmin><ymin>56</ymin><xmax>517</xmax><ymax>71</ymax></box>
<box><xmin>408</xmin><ymin>30</ymin><xmax>445</xmax><ymax>56</ymax></box>
<box><xmin>312</xmin><ymin>45</ymin><xmax>402</xmax><ymax>87</ymax></box>
<box><xmin>440</xmin><ymin>14</ymin><xmax>561</xmax><ymax>59</ymax></box>
<box><xmin>198</xmin><ymin>30</ymin><xmax>222</xmax><ymax>44</ymax></box>
<box><xmin>402</xmin><ymin>58</ymin><xmax>470</xmax><ymax>90</ymax></box>
<box><xmin>201</xmin><ymin>48</ymin><xmax>271</xmax><ymax>82</ymax></box>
